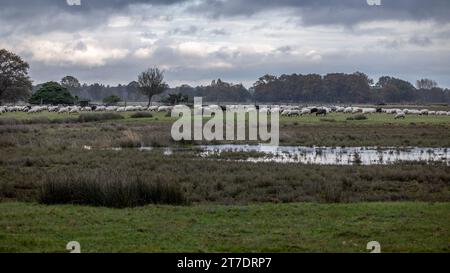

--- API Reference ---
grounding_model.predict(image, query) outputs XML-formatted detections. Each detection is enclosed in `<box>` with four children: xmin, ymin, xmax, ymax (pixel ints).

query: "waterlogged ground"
<box><xmin>199</xmin><ymin>145</ymin><xmax>450</xmax><ymax>165</ymax></box>
<box><xmin>95</xmin><ymin>145</ymin><xmax>450</xmax><ymax>165</ymax></box>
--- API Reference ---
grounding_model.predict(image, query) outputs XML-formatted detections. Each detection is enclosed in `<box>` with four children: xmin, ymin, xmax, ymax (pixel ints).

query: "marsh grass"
<box><xmin>39</xmin><ymin>170</ymin><xmax>187</xmax><ymax>208</ymax></box>
<box><xmin>130</xmin><ymin>112</ymin><xmax>153</xmax><ymax>119</ymax></box>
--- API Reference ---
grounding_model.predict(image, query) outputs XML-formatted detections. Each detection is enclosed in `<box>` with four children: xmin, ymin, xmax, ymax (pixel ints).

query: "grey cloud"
<box><xmin>169</xmin><ymin>26</ymin><xmax>199</xmax><ymax>35</ymax></box>
<box><xmin>189</xmin><ymin>0</ymin><xmax>450</xmax><ymax>26</ymax></box>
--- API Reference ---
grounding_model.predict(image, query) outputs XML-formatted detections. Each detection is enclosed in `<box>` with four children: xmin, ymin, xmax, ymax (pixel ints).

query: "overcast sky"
<box><xmin>1</xmin><ymin>0</ymin><xmax>449</xmax><ymax>88</ymax></box>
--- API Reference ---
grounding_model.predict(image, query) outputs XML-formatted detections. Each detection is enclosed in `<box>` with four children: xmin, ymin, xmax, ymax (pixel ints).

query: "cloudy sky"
<box><xmin>1</xmin><ymin>0</ymin><xmax>450</xmax><ymax>88</ymax></box>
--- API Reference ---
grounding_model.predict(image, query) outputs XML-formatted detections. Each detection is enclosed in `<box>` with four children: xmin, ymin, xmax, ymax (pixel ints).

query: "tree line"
<box><xmin>1</xmin><ymin>48</ymin><xmax>449</xmax><ymax>105</ymax></box>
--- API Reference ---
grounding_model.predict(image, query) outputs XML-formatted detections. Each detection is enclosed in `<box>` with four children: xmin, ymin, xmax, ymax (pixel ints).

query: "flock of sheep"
<box><xmin>0</xmin><ymin>105</ymin><xmax>169</xmax><ymax>115</ymax></box>
<box><xmin>1</xmin><ymin>104</ymin><xmax>450</xmax><ymax>119</ymax></box>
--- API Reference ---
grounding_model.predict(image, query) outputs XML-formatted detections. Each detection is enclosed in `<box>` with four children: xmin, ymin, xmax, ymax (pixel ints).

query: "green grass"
<box><xmin>2</xmin><ymin>111</ymin><xmax>450</xmax><ymax>125</ymax></box>
<box><xmin>0</xmin><ymin>202</ymin><xmax>449</xmax><ymax>253</ymax></box>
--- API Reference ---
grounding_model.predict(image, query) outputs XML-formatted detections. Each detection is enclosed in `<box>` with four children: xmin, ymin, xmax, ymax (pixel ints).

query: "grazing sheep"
<box><xmin>344</xmin><ymin>107</ymin><xmax>353</xmax><ymax>113</ymax></box>
<box><xmin>420</xmin><ymin>109</ymin><xmax>429</xmax><ymax>115</ymax></box>
<box><xmin>116</xmin><ymin>107</ymin><xmax>126</xmax><ymax>112</ymax></box>
<box><xmin>362</xmin><ymin>108</ymin><xmax>376</xmax><ymax>114</ymax></box>
<box><xmin>106</xmin><ymin>106</ymin><xmax>118</xmax><ymax>112</ymax></box>
<box><xmin>394</xmin><ymin>112</ymin><xmax>406</xmax><ymax>119</ymax></box>
<box><xmin>148</xmin><ymin>106</ymin><xmax>159</xmax><ymax>112</ymax></box>
<box><xmin>158</xmin><ymin>106</ymin><xmax>173</xmax><ymax>112</ymax></box>
<box><xmin>27</xmin><ymin>107</ymin><xmax>42</xmax><ymax>114</ymax></box>
<box><xmin>270</xmin><ymin>108</ymin><xmax>280</xmax><ymax>114</ymax></box>
<box><xmin>58</xmin><ymin>107</ymin><xmax>70</xmax><ymax>114</ymax></box>
<box><xmin>407</xmin><ymin>109</ymin><xmax>421</xmax><ymax>115</ymax></box>
<box><xmin>69</xmin><ymin>107</ymin><xmax>80</xmax><ymax>114</ymax></box>
<box><xmin>300</xmin><ymin>108</ymin><xmax>311</xmax><ymax>115</ymax></box>
<box><xmin>436</xmin><ymin>111</ymin><xmax>447</xmax><ymax>116</ymax></box>
<box><xmin>48</xmin><ymin>106</ymin><xmax>59</xmax><ymax>112</ymax></box>
<box><xmin>96</xmin><ymin>106</ymin><xmax>106</xmax><ymax>112</ymax></box>
<box><xmin>428</xmin><ymin>111</ymin><xmax>436</xmax><ymax>115</ymax></box>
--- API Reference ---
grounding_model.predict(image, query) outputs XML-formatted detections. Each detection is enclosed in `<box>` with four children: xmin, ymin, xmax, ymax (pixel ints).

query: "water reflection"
<box><xmin>199</xmin><ymin>145</ymin><xmax>450</xmax><ymax>165</ymax></box>
<box><xmin>87</xmin><ymin>144</ymin><xmax>450</xmax><ymax>165</ymax></box>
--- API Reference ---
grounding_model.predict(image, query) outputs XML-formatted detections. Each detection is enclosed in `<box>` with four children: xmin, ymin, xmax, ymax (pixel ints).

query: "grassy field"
<box><xmin>0</xmin><ymin>202</ymin><xmax>448</xmax><ymax>253</ymax></box>
<box><xmin>1</xmin><ymin>112</ymin><xmax>450</xmax><ymax>147</ymax></box>
<box><xmin>1</xmin><ymin>109</ymin><xmax>449</xmax><ymax>253</ymax></box>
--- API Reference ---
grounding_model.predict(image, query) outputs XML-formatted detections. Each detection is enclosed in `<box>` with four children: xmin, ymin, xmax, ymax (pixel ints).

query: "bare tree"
<box><xmin>0</xmin><ymin>49</ymin><xmax>32</xmax><ymax>104</ymax></box>
<box><xmin>416</xmin><ymin>78</ymin><xmax>437</xmax><ymax>90</ymax></box>
<box><xmin>138</xmin><ymin>67</ymin><xmax>168</xmax><ymax>107</ymax></box>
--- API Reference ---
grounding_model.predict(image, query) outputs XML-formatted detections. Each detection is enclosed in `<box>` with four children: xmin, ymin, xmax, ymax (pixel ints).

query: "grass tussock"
<box><xmin>39</xmin><ymin>170</ymin><xmax>188</xmax><ymax>208</ymax></box>
<box><xmin>130</xmin><ymin>112</ymin><xmax>153</xmax><ymax>119</ymax></box>
<box><xmin>347</xmin><ymin>114</ymin><xmax>368</xmax><ymax>121</ymax></box>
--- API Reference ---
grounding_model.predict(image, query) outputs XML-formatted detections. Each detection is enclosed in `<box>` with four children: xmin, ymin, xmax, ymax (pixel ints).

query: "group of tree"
<box><xmin>2</xmin><ymin>48</ymin><xmax>450</xmax><ymax>105</ymax></box>
<box><xmin>253</xmin><ymin>72</ymin><xmax>450</xmax><ymax>104</ymax></box>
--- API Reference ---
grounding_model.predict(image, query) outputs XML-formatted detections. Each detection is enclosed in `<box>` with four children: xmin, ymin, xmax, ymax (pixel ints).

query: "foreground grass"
<box><xmin>0</xmin><ymin>202</ymin><xmax>448</xmax><ymax>253</ymax></box>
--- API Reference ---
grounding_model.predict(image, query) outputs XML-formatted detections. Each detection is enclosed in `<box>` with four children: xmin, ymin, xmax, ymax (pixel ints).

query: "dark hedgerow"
<box><xmin>39</xmin><ymin>170</ymin><xmax>188</xmax><ymax>208</ymax></box>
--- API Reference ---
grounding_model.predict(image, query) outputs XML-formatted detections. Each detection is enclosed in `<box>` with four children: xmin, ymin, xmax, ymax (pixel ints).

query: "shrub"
<box><xmin>347</xmin><ymin>114</ymin><xmax>368</xmax><ymax>121</ymax></box>
<box><xmin>131</xmin><ymin>112</ymin><xmax>153</xmax><ymax>119</ymax></box>
<box><xmin>39</xmin><ymin>170</ymin><xmax>188</xmax><ymax>208</ymax></box>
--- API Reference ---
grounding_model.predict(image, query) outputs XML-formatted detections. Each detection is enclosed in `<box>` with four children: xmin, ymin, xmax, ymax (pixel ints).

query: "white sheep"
<box><xmin>58</xmin><ymin>107</ymin><xmax>70</xmax><ymax>114</ymax></box>
<box><xmin>344</xmin><ymin>107</ymin><xmax>353</xmax><ymax>113</ymax></box>
<box><xmin>362</xmin><ymin>108</ymin><xmax>377</xmax><ymax>114</ymax></box>
<box><xmin>158</xmin><ymin>106</ymin><xmax>172</xmax><ymax>112</ymax></box>
<box><xmin>96</xmin><ymin>106</ymin><xmax>106</xmax><ymax>112</ymax></box>
<box><xmin>394</xmin><ymin>112</ymin><xmax>406</xmax><ymax>119</ymax></box>
<box><xmin>69</xmin><ymin>107</ymin><xmax>80</xmax><ymax>114</ymax></box>
<box><xmin>420</xmin><ymin>109</ymin><xmax>429</xmax><ymax>115</ymax></box>
<box><xmin>300</xmin><ymin>108</ymin><xmax>311</xmax><ymax>115</ymax></box>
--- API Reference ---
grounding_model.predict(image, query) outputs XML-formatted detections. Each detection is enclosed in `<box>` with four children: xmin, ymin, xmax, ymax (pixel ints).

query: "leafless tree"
<box><xmin>138</xmin><ymin>67</ymin><xmax>168</xmax><ymax>107</ymax></box>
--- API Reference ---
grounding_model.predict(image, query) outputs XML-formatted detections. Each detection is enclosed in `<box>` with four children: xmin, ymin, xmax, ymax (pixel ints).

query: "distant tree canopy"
<box><xmin>29</xmin><ymin>82</ymin><xmax>75</xmax><ymax>105</ymax></box>
<box><xmin>28</xmin><ymin>72</ymin><xmax>449</xmax><ymax>105</ymax></box>
<box><xmin>254</xmin><ymin>72</ymin><xmax>373</xmax><ymax>103</ymax></box>
<box><xmin>0</xmin><ymin>49</ymin><xmax>32</xmax><ymax>104</ymax></box>
<box><xmin>252</xmin><ymin>72</ymin><xmax>449</xmax><ymax>104</ymax></box>
<box><xmin>61</xmin><ymin>76</ymin><xmax>81</xmax><ymax>91</ymax></box>
<box><xmin>161</xmin><ymin>93</ymin><xmax>189</xmax><ymax>105</ymax></box>
<box><xmin>171</xmin><ymin>79</ymin><xmax>251</xmax><ymax>103</ymax></box>
<box><xmin>103</xmin><ymin>94</ymin><xmax>121</xmax><ymax>105</ymax></box>
<box><xmin>416</xmin><ymin>78</ymin><xmax>438</xmax><ymax>90</ymax></box>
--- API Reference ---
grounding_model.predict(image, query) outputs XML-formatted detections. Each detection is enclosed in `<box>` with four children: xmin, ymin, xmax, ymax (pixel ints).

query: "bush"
<box><xmin>347</xmin><ymin>114</ymin><xmax>368</xmax><ymax>121</ymax></box>
<box><xmin>39</xmin><ymin>170</ymin><xmax>188</xmax><ymax>208</ymax></box>
<box><xmin>130</xmin><ymin>112</ymin><xmax>153</xmax><ymax>119</ymax></box>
